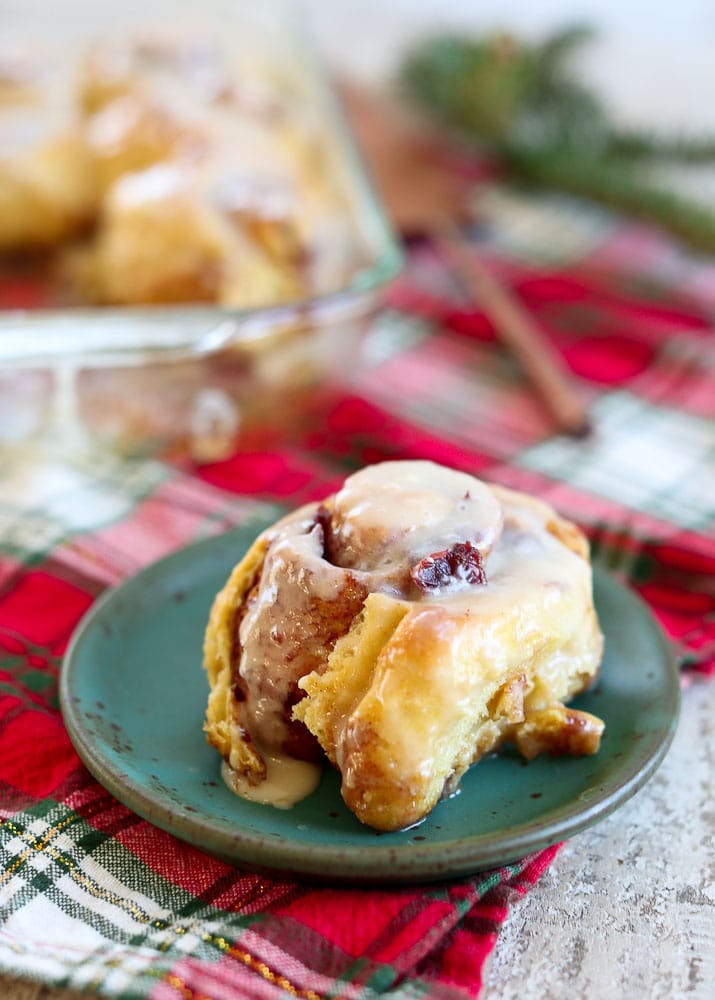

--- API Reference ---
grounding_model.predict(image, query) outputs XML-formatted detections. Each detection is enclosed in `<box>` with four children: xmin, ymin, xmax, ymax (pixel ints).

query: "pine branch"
<box><xmin>606</xmin><ymin>129</ymin><xmax>715</xmax><ymax>163</ymax></box>
<box><xmin>399</xmin><ymin>35</ymin><xmax>532</xmax><ymax>146</ymax></box>
<box><xmin>512</xmin><ymin>147</ymin><xmax>715</xmax><ymax>252</ymax></box>
<box><xmin>399</xmin><ymin>27</ymin><xmax>715</xmax><ymax>251</ymax></box>
<box><xmin>534</xmin><ymin>23</ymin><xmax>596</xmax><ymax>68</ymax></box>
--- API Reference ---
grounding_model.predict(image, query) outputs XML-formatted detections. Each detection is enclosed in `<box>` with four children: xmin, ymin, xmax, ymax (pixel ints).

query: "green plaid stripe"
<box><xmin>1</xmin><ymin>803</ymin><xmax>278</xmax><ymax>994</ymax></box>
<box><xmin>1</xmin><ymin>796</ymin><xmax>532</xmax><ymax>998</ymax></box>
<box><xmin>0</xmin><ymin>643</ymin><xmax>61</xmax><ymax>712</ymax></box>
<box><xmin>0</xmin><ymin>454</ymin><xmax>168</xmax><ymax>566</ymax></box>
<box><xmin>518</xmin><ymin>390</ymin><xmax>715</xmax><ymax>532</ymax></box>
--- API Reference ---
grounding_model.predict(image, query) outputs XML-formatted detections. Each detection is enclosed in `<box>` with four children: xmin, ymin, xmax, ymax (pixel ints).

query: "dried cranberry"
<box><xmin>411</xmin><ymin>541</ymin><xmax>487</xmax><ymax>591</ymax></box>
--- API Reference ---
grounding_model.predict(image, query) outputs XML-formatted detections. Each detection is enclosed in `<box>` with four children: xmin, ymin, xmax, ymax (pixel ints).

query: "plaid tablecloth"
<box><xmin>1</xmin><ymin>187</ymin><xmax>714</xmax><ymax>999</ymax></box>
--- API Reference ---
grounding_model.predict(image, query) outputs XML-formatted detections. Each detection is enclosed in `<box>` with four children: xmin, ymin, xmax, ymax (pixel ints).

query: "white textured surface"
<box><xmin>485</xmin><ymin>678</ymin><xmax>715</xmax><ymax>999</ymax></box>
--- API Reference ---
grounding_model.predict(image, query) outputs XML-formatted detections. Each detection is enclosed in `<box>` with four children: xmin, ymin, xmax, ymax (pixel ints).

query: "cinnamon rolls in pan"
<box><xmin>203</xmin><ymin>461</ymin><xmax>604</xmax><ymax>832</ymax></box>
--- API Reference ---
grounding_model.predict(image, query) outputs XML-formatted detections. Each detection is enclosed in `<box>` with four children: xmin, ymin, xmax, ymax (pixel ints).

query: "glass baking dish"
<box><xmin>0</xmin><ymin>0</ymin><xmax>403</xmax><ymax>456</ymax></box>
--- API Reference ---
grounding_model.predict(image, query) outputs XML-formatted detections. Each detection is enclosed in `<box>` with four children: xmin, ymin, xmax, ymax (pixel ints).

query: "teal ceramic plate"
<box><xmin>60</xmin><ymin>514</ymin><xmax>681</xmax><ymax>885</ymax></box>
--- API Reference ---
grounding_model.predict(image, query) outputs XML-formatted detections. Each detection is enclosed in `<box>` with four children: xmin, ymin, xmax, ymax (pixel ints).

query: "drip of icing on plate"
<box><xmin>221</xmin><ymin>755</ymin><xmax>321</xmax><ymax>809</ymax></box>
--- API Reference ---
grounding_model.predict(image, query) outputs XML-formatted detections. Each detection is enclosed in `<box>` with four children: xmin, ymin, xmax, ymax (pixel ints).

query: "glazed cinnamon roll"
<box><xmin>203</xmin><ymin>460</ymin><xmax>605</xmax><ymax>831</ymax></box>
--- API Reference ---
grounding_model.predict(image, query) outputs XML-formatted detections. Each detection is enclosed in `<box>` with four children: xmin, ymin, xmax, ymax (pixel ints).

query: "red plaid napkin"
<box><xmin>1</xmin><ymin>186</ymin><xmax>714</xmax><ymax>999</ymax></box>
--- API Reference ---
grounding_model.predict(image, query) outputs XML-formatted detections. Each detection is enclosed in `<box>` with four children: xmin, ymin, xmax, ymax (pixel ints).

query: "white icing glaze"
<box><xmin>446</xmin><ymin>516</ymin><xmax>589</xmax><ymax>615</ymax></box>
<box><xmin>109</xmin><ymin>162</ymin><xmax>190</xmax><ymax>206</ymax></box>
<box><xmin>221</xmin><ymin>757</ymin><xmax>321</xmax><ymax>809</ymax></box>
<box><xmin>329</xmin><ymin>460</ymin><xmax>503</xmax><ymax>576</ymax></box>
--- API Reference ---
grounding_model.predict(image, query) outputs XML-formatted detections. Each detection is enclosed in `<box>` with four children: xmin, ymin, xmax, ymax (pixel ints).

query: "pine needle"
<box><xmin>399</xmin><ymin>27</ymin><xmax>715</xmax><ymax>251</ymax></box>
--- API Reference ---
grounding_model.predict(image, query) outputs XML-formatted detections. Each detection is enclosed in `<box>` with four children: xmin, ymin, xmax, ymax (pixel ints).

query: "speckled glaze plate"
<box><xmin>60</xmin><ymin>514</ymin><xmax>681</xmax><ymax>885</ymax></box>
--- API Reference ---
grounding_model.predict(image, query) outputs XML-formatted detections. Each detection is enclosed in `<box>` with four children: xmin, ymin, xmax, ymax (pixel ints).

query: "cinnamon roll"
<box><xmin>203</xmin><ymin>460</ymin><xmax>605</xmax><ymax>831</ymax></box>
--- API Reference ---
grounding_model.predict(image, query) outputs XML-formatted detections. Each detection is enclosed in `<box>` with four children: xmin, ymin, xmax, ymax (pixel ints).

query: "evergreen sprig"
<box><xmin>400</xmin><ymin>27</ymin><xmax>715</xmax><ymax>251</ymax></box>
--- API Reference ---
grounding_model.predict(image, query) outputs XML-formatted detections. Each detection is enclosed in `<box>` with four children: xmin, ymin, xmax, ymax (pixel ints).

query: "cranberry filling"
<box><xmin>410</xmin><ymin>541</ymin><xmax>487</xmax><ymax>592</ymax></box>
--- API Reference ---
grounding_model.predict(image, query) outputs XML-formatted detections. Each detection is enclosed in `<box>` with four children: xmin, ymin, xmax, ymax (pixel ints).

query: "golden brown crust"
<box><xmin>203</xmin><ymin>533</ymin><xmax>268</xmax><ymax>784</ymax></box>
<box><xmin>86</xmin><ymin>95</ymin><xmax>203</xmax><ymax>193</ymax></box>
<box><xmin>0</xmin><ymin>128</ymin><xmax>99</xmax><ymax>250</ymax></box>
<box><xmin>297</xmin><ymin>586</ymin><xmax>603</xmax><ymax>830</ymax></box>
<box><xmin>511</xmin><ymin>706</ymin><xmax>604</xmax><ymax>759</ymax></box>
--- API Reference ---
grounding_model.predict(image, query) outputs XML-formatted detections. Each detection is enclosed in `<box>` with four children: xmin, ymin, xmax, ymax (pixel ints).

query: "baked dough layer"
<box><xmin>204</xmin><ymin>461</ymin><xmax>605</xmax><ymax>831</ymax></box>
